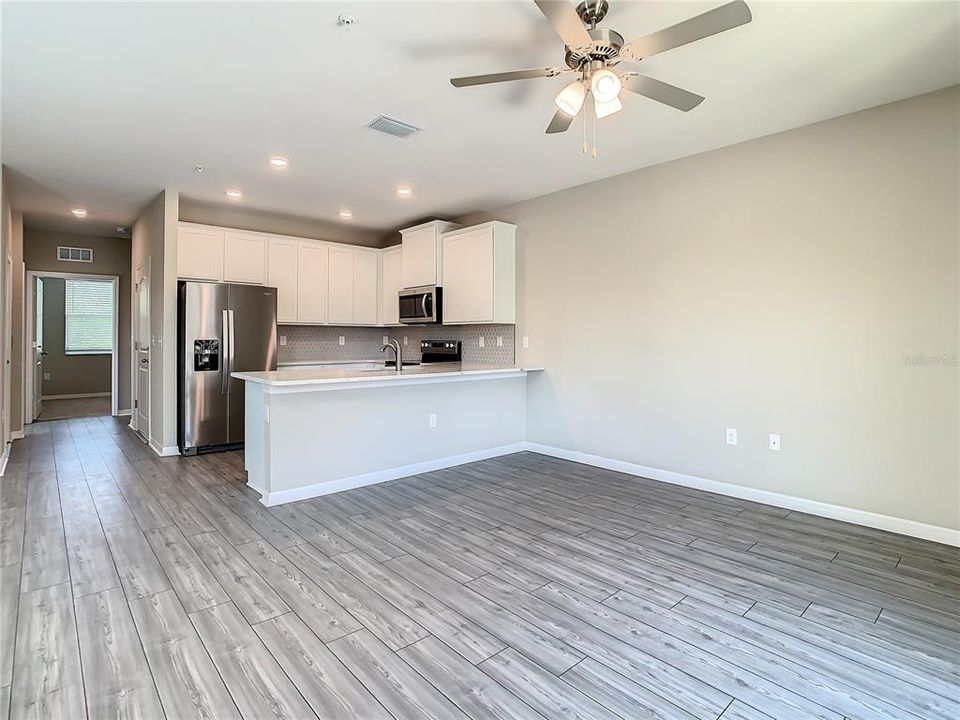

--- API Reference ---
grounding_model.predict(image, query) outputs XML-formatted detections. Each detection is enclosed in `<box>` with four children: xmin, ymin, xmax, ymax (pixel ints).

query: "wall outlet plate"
<box><xmin>338</xmin><ymin>336</ymin><xmax>345</xmax><ymax>346</ymax></box>
<box><xmin>521</xmin><ymin>336</ymin><xmax>529</xmax><ymax>349</ymax></box>
<box><xmin>428</xmin><ymin>413</ymin><xmax>437</xmax><ymax>428</ymax></box>
<box><xmin>382</xmin><ymin>336</ymin><xmax>388</xmax><ymax>345</ymax></box>
<box><xmin>279</xmin><ymin>335</ymin><xmax>287</xmax><ymax>346</ymax></box>
<box><xmin>725</xmin><ymin>428</ymin><xmax>738</xmax><ymax>446</ymax></box>
<box><xmin>43</xmin><ymin>372</ymin><xmax>50</xmax><ymax>381</ymax></box>
<box><xmin>479</xmin><ymin>336</ymin><xmax>485</xmax><ymax>348</ymax></box>
<box><xmin>769</xmin><ymin>433</ymin><xmax>781</xmax><ymax>451</ymax></box>
<box><xmin>403</xmin><ymin>336</ymin><xmax>408</xmax><ymax>346</ymax></box>
<box><xmin>496</xmin><ymin>336</ymin><xmax>503</xmax><ymax>347</ymax></box>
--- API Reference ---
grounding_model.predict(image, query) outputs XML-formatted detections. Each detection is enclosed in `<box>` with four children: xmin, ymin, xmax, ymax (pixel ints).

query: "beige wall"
<box><xmin>132</xmin><ymin>189</ymin><xmax>179</xmax><ymax>452</ymax></box>
<box><xmin>23</xmin><ymin>229</ymin><xmax>132</xmax><ymax>407</ymax></box>
<box><xmin>0</xmin><ymin>168</ymin><xmax>18</xmax><ymax>445</ymax></box>
<box><xmin>179</xmin><ymin>197</ymin><xmax>384</xmax><ymax>247</ymax></box>
<box><xmin>462</xmin><ymin>86</ymin><xmax>959</xmax><ymax>531</ymax></box>
<box><xmin>39</xmin><ymin>278</ymin><xmax>111</xmax><ymax>397</ymax></box>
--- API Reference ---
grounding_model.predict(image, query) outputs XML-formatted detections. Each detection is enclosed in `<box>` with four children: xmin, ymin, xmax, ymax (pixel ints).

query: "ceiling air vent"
<box><xmin>57</xmin><ymin>246</ymin><xmax>94</xmax><ymax>263</ymax></box>
<box><xmin>367</xmin><ymin>115</ymin><xmax>420</xmax><ymax>139</ymax></box>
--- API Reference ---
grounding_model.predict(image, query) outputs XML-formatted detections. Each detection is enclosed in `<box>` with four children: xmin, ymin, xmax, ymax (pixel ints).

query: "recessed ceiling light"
<box><xmin>70</xmin><ymin>208</ymin><xmax>87</xmax><ymax>218</ymax></box>
<box><xmin>269</xmin><ymin>156</ymin><xmax>289</xmax><ymax>169</ymax></box>
<box><xmin>225</xmin><ymin>188</ymin><xmax>243</xmax><ymax>200</ymax></box>
<box><xmin>396</xmin><ymin>186</ymin><xmax>413</xmax><ymax>198</ymax></box>
<box><xmin>339</xmin><ymin>209</ymin><xmax>353</xmax><ymax>219</ymax></box>
<box><xmin>115</xmin><ymin>226</ymin><xmax>128</xmax><ymax>233</ymax></box>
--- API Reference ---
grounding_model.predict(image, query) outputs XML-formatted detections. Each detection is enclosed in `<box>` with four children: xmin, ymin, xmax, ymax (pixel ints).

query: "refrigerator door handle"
<box><xmin>227</xmin><ymin>309</ymin><xmax>236</xmax><ymax>394</ymax></box>
<box><xmin>221</xmin><ymin>309</ymin><xmax>229</xmax><ymax>395</ymax></box>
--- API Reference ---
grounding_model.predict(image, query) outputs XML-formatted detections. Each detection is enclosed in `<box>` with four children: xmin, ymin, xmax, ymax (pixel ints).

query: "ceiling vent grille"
<box><xmin>57</xmin><ymin>246</ymin><xmax>94</xmax><ymax>263</ymax></box>
<box><xmin>367</xmin><ymin>115</ymin><xmax>420</xmax><ymax>139</ymax></box>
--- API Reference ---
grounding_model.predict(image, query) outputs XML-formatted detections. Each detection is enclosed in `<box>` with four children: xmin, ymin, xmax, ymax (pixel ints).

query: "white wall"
<box><xmin>462</xmin><ymin>87</ymin><xmax>959</xmax><ymax>532</ymax></box>
<box><xmin>131</xmin><ymin>189</ymin><xmax>179</xmax><ymax>453</ymax></box>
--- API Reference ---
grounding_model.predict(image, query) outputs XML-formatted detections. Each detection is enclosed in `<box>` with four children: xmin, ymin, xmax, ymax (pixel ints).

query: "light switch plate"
<box><xmin>725</xmin><ymin>428</ymin><xmax>738</xmax><ymax>446</ymax></box>
<box><xmin>521</xmin><ymin>336</ymin><xmax>529</xmax><ymax>349</ymax></box>
<box><xmin>382</xmin><ymin>336</ymin><xmax>388</xmax><ymax>345</ymax></box>
<box><xmin>403</xmin><ymin>336</ymin><xmax>408</xmax><ymax>346</ymax></box>
<box><xmin>428</xmin><ymin>413</ymin><xmax>437</xmax><ymax>428</ymax></box>
<box><xmin>769</xmin><ymin>433</ymin><xmax>781</xmax><ymax>451</ymax></box>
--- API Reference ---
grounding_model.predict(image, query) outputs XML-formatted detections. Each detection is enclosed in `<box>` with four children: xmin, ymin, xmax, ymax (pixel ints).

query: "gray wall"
<box><xmin>24</xmin><ymin>228</ymin><xmax>132</xmax><ymax>409</ymax></box>
<box><xmin>40</xmin><ymin>277</ymin><xmax>110</xmax><ymax>396</ymax></box>
<box><xmin>461</xmin><ymin>86</ymin><xmax>959</xmax><ymax>532</ymax></box>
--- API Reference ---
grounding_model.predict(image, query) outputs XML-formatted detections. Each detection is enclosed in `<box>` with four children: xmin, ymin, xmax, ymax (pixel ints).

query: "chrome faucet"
<box><xmin>380</xmin><ymin>339</ymin><xmax>402</xmax><ymax>373</ymax></box>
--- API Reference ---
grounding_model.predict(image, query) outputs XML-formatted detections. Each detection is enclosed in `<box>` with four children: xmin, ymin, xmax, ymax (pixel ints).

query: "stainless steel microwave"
<box><xmin>399</xmin><ymin>285</ymin><xmax>442</xmax><ymax>324</ymax></box>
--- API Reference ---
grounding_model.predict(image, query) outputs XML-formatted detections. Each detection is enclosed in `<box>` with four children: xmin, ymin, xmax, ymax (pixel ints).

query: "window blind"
<box><xmin>65</xmin><ymin>279</ymin><xmax>113</xmax><ymax>353</ymax></box>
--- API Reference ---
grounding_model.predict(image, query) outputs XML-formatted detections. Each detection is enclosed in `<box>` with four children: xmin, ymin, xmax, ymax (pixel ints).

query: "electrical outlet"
<box><xmin>496</xmin><ymin>336</ymin><xmax>503</xmax><ymax>347</ymax></box>
<box><xmin>279</xmin><ymin>335</ymin><xmax>287</xmax><ymax>346</ymax></box>
<box><xmin>725</xmin><ymin>428</ymin><xmax>738</xmax><ymax>446</ymax></box>
<box><xmin>769</xmin><ymin>433</ymin><xmax>781</xmax><ymax>452</ymax></box>
<box><xmin>382</xmin><ymin>336</ymin><xmax>388</xmax><ymax>345</ymax></box>
<box><xmin>338</xmin><ymin>336</ymin><xmax>345</xmax><ymax>346</ymax></box>
<box><xmin>403</xmin><ymin>336</ymin><xmax>408</xmax><ymax>346</ymax></box>
<box><xmin>43</xmin><ymin>372</ymin><xmax>50</xmax><ymax>381</ymax></box>
<box><xmin>479</xmin><ymin>336</ymin><xmax>485</xmax><ymax>348</ymax></box>
<box><xmin>428</xmin><ymin>413</ymin><xmax>437</xmax><ymax>428</ymax></box>
<box><xmin>522</xmin><ymin>336</ymin><xmax>529</xmax><ymax>349</ymax></box>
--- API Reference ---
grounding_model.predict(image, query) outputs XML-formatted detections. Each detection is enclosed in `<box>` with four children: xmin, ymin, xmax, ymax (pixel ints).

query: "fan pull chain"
<box><xmin>592</xmin><ymin>101</ymin><xmax>598</xmax><ymax>158</ymax></box>
<box><xmin>581</xmin><ymin>99</ymin><xmax>588</xmax><ymax>155</ymax></box>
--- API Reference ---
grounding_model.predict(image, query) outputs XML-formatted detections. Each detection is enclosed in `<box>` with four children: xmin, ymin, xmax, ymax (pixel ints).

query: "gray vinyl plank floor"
<box><xmin>1</xmin><ymin>415</ymin><xmax>958</xmax><ymax>720</ymax></box>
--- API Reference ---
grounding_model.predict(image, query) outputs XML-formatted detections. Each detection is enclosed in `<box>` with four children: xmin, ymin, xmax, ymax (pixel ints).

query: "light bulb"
<box><xmin>594</xmin><ymin>95</ymin><xmax>623</xmax><ymax>119</ymax></box>
<box><xmin>555</xmin><ymin>81</ymin><xmax>586</xmax><ymax>117</ymax></box>
<box><xmin>590</xmin><ymin>69</ymin><xmax>621</xmax><ymax>104</ymax></box>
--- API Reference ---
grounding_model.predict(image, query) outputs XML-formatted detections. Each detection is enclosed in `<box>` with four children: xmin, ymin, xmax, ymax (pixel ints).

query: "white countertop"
<box><xmin>233</xmin><ymin>363</ymin><xmax>544</xmax><ymax>388</ymax></box>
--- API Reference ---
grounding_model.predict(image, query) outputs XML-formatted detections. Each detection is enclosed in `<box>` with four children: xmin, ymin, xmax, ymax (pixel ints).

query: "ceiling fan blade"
<box><xmin>451</xmin><ymin>67</ymin><xmax>562</xmax><ymax>87</ymax></box>
<box><xmin>546</xmin><ymin>109</ymin><xmax>576</xmax><ymax>134</ymax></box>
<box><xmin>534</xmin><ymin>0</ymin><xmax>593</xmax><ymax>51</ymax></box>
<box><xmin>622</xmin><ymin>74</ymin><xmax>704</xmax><ymax>111</ymax></box>
<box><xmin>621</xmin><ymin>0</ymin><xmax>752</xmax><ymax>61</ymax></box>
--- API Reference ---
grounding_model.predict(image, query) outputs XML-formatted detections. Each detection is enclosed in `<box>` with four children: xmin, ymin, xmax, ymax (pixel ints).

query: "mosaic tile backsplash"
<box><xmin>278</xmin><ymin>324</ymin><xmax>516</xmax><ymax>365</ymax></box>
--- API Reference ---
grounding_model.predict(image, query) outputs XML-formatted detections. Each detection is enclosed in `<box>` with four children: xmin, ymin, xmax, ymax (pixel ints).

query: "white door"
<box><xmin>401</xmin><ymin>226</ymin><xmax>438</xmax><ymax>288</ymax></box>
<box><xmin>353</xmin><ymin>249</ymin><xmax>379</xmax><ymax>326</ymax></box>
<box><xmin>2</xmin><ymin>256</ymin><xmax>12</xmax><ymax>445</ymax></box>
<box><xmin>296</xmin><ymin>242</ymin><xmax>329</xmax><ymax>323</ymax></box>
<box><xmin>134</xmin><ymin>267</ymin><xmax>150</xmax><ymax>440</ymax></box>
<box><xmin>267</xmin><ymin>238</ymin><xmax>298</xmax><ymax>323</ymax></box>
<box><xmin>380</xmin><ymin>247</ymin><xmax>402</xmax><ymax>325</ymax></box>
<box><xmin>223</xmin><ymin>231</ymin><xmax>266</xmax><ymax>285</ymax></box>
<box><xmin>32</xmin><ymin>277</ymin><xmax>44</xmax><ymax>420</ymax></box>
<box><xmin>327</xmin><ymin>246</ymin><xmax>355</xmax><ymax>324</ymax></box>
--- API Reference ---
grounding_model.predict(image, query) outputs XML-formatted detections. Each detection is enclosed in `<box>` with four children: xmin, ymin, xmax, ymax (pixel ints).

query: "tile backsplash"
<box><xmin>278</xmin><ymin>324</ymin><xmax>516</xmax><ymax>365</ymax></box>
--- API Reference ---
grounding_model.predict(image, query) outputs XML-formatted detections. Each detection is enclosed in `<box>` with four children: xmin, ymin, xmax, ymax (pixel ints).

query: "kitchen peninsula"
<box><xmin>234</xmin><ymin>363</ymin><xmax>544</xmax><ymax>505</ymax></box>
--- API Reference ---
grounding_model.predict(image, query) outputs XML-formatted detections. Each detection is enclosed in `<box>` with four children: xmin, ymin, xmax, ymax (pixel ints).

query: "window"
<box><xmin>65</xmin><ymin>279</ymin><xmax>113</xmax><ymax>354</ymax></box>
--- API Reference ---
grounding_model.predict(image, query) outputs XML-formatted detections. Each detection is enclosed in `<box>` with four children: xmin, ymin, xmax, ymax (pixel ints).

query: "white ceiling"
<box><xmin>3</xmin><ymin>1</ymin><xmax>958</xmax><ymax>236</ymax></box>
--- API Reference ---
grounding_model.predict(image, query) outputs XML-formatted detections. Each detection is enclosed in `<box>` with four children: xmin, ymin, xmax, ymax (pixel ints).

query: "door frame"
<box><xmin>24</xmin><ymin>270</ymin><xmax>120</xmax><ymax>422</ymax></box>
<box><xmin>132</xmin><ymin>258</ymin><xmax>151</xmax><ymax>440</ymax></box>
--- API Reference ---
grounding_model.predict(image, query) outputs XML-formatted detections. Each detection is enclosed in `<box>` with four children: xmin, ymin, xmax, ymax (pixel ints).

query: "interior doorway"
<box><xmin>25</xmin><ymin>270</ymin><xmax>119</xmax><ymax>423</ymax></box>
<box><xmin>133</xmin><ymin>259</ymin><xmax>150</xmax><ymax>441</ymax></box>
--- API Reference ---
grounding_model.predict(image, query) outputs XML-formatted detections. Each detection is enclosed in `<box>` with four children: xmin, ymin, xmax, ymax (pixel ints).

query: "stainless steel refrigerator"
<box><xmin>178</xmin><ymin>281</ymin><xmax>277</xmax><ymax>455</ymax></box>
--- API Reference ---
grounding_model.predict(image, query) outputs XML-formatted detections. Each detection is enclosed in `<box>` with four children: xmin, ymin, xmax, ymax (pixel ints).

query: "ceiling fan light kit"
<box><xmin>450</xmin><ymin>0</ymin><xmax>753</xmax><ymax>154</ymax></box>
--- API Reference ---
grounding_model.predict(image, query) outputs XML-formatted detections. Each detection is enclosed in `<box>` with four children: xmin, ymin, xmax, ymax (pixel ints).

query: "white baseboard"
<box><xmin>149</xmin><ymin>439</ymin><xmax>180</xmax><ymax>457</ymax></box>
<box><xmin>11</xmin><ymin>430</ymin><xmax>24</xmax><ymax>440</ymax></box>
<box><xmin>42</xmin><ymin>392</ymin><xmax>111</xmax><ymax>400</ymax></box>
<box><xmin>115</xmin><ymin>409</ymin><xmax>132</xmax><ymax>417</ymax></box>
<box><xmin>260</xmin><ymin>442</ymin><xmax>528</xmax><ymax>506</ymax></box>
<box><xmin>524</xmin><ymin>443</ymin><xmax>960</xmax><ymax>548</ymax></box>
<box><xmin>0</xmin><ymin>444</ymin><xmax>9</xmax><ymax>476</ymax></box>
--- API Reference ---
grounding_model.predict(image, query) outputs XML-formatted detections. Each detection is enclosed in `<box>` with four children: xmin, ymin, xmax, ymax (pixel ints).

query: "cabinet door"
<box><xmin>401</xmin><ymin>226</ymin><xmax>437</xmax><ymax>288</ymax></box>
<box><xmin>178</xmin><ymin>225</ymin><xmax>223</xmax><ymax>281</ymax></box>
<box><xmin>223</xmin><ymin>232</ymin><xmax>266</xmax><ymax>284</ymax></box>
<box><xmin>297</xmin><ymin>242</ymin><xmax>329</xmax><ymax>323</ymax></box>
<box><xmin>353</xmin><ymin>249</ymin><xmax>379</xmax><ymax>326</ymax></box>
<box><xmin>267</xmin><ymin>238</ymin><xmax>298</xmax><ymax>323</ymax></box>
<box><xmin>380</xmin><ymin>247</ymin><xmax>402</xmax><ymax>325</ymax></box>
<box><xmin>443</xmin><ymin>228</ymin><xmax>494</xmax><ymax>323</ymax></box>
<box><xmin>327</xmin><ymin>246</ymin><xmax>355</xmax><ymax>324</ymax></box>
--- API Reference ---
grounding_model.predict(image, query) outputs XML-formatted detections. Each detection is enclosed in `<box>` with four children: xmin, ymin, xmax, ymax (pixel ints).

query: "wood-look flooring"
<box><xmin>0</xmin><ymin>415</ymin><xmax>957</xmax><ymax>720</ymax></box>
<box><xmin>34</xmin><ymin>396</ymin><xmax>111</xmax><ymax>422</ymax></box>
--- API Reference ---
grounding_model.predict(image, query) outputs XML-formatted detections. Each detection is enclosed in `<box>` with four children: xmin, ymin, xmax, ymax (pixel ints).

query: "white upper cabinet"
<box><xmin>353</xmin><ymin>248</ymin><xmax>379</xmax><ymax>326</ymax></box>
<box><xmin>400</xmin><ymin>220</ymin><xmax>460</xmax><ymax>288</ymax></box>
<box><xmin>267</xmin><ymin>237</ymin><xmax>298</xmax><ymax>323</ymax></box>
<box><xmin>223</xmin><ymin>230</ymin><xmax>267</xmax><ymax>285</ymax></box>
<box><xmin>379</xmin><ymin>245</ymin><xmax>402</xmax><ymax>325</ymax></box>
<box><xmin>297</xmin><ymin>241</ymin><xmax>329</xmax><ymax>324</ymax></box>
<box><xmin>177</xmin><ymin>223</ymin><xmax>224</xmax><ymax>281</ymax></box>
<box><xmin>327</xmin><ymin>245</ymin><xmax>355</xmax><ymax>325</ymax></box>
<box><xmin>442</xmin><ymin>221</ymin><xmax>516</xmax><ymax>324</ymax></box>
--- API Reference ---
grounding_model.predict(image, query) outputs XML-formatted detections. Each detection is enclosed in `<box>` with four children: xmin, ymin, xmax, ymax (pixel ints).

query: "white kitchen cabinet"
<box><xmin>177</xmin><ymin>223</ymin><xmax>224</xmax><ymax>281</ymax></box>
<box><xmin>223</xmin><ymin>231</ymin><xmax>267</xmax><ymax>285</ymax></box>
<box><xmin>379</xmin><ymin>245</ymin><xmax>402</xmax><ymax>325</ymax></box>
<box><xmin>400</xmin><ymin>220</ymin><xmax>460</xmax><ymax>288</ymax></box>
<box><xmin>267</xmin><ymin>237</ymin><xmax>298</xmax><ymax>322</ymax></box>
<box><xmin>442</xmin><ymin>221</ymin><xmax>516</xmax><ymax>324</ymax></box>
<box><xmin>327</xmin><ymin>245</ymin><xmax>355</xmax><ymax>324</ymax></box>
<box><xmin>297</xmin><ymin>241</ymin><xmax>329</xmax><ymax>323</ymax></box>
<box><xmin>353</xmin><ymin>248</ymin><xmax>379</xmax><ymax>325</ymax></box>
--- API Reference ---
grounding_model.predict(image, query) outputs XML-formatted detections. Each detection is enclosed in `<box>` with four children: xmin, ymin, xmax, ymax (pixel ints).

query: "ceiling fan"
<box><xmin>450</xmin><ymin>0</ymin><xmax>752</xmax><ymax>141</ymax></box>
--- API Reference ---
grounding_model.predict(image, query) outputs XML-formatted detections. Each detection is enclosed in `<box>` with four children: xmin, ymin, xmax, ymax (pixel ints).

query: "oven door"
<box><xmin>399</xmin><ymin>286</ymin><xmax>441</xmax><ymax>324</ymax></box>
